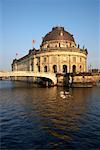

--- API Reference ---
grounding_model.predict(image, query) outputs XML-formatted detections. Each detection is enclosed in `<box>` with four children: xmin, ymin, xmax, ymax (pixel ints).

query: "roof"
<box><xmin>42</xmin><ymin>26</ymin><xmax>75</xmax><ymax>43</ymax></box>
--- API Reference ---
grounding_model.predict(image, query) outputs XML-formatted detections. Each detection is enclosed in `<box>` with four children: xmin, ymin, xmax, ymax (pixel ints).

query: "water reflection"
<box><xmin>31</xmin><ymin>87</ymin><xmax>90</xmax><ymax>143</ymax></box>
<box><xmin>1</xmin><ymin>81</ymin><xmax>100</xmax><ymax>149</ymax></box>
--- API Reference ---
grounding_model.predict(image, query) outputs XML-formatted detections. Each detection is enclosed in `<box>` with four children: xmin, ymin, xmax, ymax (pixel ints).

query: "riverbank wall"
<box><xmin>72</xmin><ymin>73</ymin><xmax>100</xmax><ymax>84</ymax></box>
<box><xmin>57</xmin><ymin>73</ymin><xmax>100</xmax><ymax>87</ymax></box>
<box><xmin>11</xmin><ymin>73</ymin><xmax>100</xmax><ymax>87</ymax></box>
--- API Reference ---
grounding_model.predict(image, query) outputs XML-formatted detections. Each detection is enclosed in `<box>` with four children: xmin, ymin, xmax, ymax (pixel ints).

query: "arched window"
<box><xmin>53</xmin><ymin>65</ymin><xmax>57</xmax><ymax>73</ymax></box>
<box><xmin>72</xmin><ymin>65</ymin><xmax>76</xmax><ymax>73</ymax></box>
<box><xmin>44</xmin><ymin>66</ymin><xmax>47</xmax><ymax>72</ymax></box>
<box><xmin>38</xmin><ymin>66</ymin><xmax>40</xmax><ymax>72</ymax></box>
<box><xmin>80</xmin><ymin>65</ymin><xmax>82</xmax><ymax>72</ymax></box>
<box><xmin>63</xmin><ymin>65</ymin><xmax>67</xmax><ymax>73</ymax></box>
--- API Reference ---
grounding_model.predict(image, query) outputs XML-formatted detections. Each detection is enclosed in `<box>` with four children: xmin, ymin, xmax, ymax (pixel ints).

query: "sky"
<box><xmin>0</xmin><ymin>0</ymin><xmax>100</xmax><ymax>70</ymax></box>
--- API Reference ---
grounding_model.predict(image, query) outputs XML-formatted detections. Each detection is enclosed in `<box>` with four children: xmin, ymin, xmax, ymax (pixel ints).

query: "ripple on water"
<box><xmin>1</xmin><ymin>81</ymin><xmax>100</xmax><ymax>149</ymax></box>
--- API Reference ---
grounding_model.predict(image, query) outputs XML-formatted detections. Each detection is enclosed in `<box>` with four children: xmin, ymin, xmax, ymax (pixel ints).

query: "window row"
<box><xmin>37</xmin><ymin>65</ymin><xmax>82</xmax><ymax>73</ymax></box>
<box><xmin>43</xmin><ymin>56</ymin><xmax>83</xmax><ymax>63</ymax></box>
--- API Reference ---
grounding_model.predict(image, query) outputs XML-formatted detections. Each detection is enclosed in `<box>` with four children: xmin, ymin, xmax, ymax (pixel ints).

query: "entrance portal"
<box><xmin>63</xmin><ymin>65</ymin><xmax>67</xmax><ymax>73</ymax></box>
<box><xmin>72</xmin><ymin>65</ymin><xmax>76</xmax><ymax>73</ymax></box>
<box><xmin>53</xmin><ymin>65</ymin><xmax>57</xmax><ymax>73</ymax></box>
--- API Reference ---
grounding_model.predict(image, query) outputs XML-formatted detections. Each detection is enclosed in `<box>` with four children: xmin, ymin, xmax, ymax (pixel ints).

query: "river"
<box><xmin>0</xmin><ymin>81</ymin><xmax>100</xmax><ymax>149</ymax></box>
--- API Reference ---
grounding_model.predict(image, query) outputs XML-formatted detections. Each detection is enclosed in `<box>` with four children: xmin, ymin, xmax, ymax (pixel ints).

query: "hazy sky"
<box><xmin>0</xmin><ymin>0</ymin><xmax>100</xmax><ymax>70</ymax></box>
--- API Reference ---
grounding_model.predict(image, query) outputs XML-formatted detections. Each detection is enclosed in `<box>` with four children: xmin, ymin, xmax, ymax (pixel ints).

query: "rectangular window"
<box><xmin>52</xmin><ymin>56</ymin><xmax>57</xmax><ymax>63</ymax></box>
<box><xmin>44</xmin><ymin>57</ymin><xmax>46</xmax><ymax>62</ymax></box>
<box><xmin>37</xmin><ymin>57</ymin><xmax>40</xmax><ymax>62</ymax></box>
<box><xmin>63</xmin><ymin>56</ymin><xmax>67</xmax><ymax>61</ymax></box>
<box><xmin>73</xmin><ymin>57</ymin><xmax>76</xmax><ymax>62</ymax></box>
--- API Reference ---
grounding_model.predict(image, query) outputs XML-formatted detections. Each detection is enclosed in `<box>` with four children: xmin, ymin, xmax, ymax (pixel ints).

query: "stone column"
<box><xmin>47</xmin><ymin>56</ymin><xmax>50</xmax><ymax>72</ymax></box>
<box><xmin>57</xmin><ymin>55</ymin><xmax>60</xmax><ymax>73</ymax></box>
<box><xmin>49</xmin><ymin>56</ymin><xmax>52</xmax><ymax>73</ymax></box>
<box><xmin>68</xmin><ymin>55</ymin><xmax>71</xmax><ymax>73</ymax></box>
<box><xmin>34</xmin><ymin>56</ymin><xmax>38</xmax><ymax>73</ymax></box>
<box><xmin>40</xmin><ymin>56</ymin><xmax>43</xmax><ymax>72</ymax></box>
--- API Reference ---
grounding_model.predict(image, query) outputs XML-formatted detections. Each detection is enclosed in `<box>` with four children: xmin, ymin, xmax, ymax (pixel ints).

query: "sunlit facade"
<box><xmin>12</xmin><ymin>26</ymin><xmax>88</xmax><ymax>74</ymax></box>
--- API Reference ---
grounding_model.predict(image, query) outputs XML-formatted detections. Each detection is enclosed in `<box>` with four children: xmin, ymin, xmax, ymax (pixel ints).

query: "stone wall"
<box><xmin>73</xmin><ymin>74</ymin><xmax>100</xmax><ymax>84</ymax></box>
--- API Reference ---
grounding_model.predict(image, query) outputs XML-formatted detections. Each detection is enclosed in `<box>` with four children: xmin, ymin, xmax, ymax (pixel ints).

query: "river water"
<box><xmin>0</xmin><ymin>81</ymin><xmax>100</xmax><ymax>149</ymax></box>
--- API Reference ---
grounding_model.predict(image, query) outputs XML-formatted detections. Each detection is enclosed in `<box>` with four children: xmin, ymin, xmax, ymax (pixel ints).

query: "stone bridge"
<box><xmin>0</xmin><ymin>71</ymin><xmax>57</xmax><ymax>85</ymax></box>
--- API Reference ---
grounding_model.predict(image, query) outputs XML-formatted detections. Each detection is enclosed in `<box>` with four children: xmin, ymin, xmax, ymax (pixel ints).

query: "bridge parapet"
<box><xmin>0</xmin><ymin>71</ymin><xmax>57</xmax><ymax>85</ymax></box>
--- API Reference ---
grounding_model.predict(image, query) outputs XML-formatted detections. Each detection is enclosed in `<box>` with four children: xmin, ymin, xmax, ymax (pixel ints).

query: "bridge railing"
<box><xmin>0</xmin><ymin>71</ymin><xmax>57</xmax><ymax>85</ymax></box>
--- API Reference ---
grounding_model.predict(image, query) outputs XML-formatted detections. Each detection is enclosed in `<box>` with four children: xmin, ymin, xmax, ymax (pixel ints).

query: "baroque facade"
<box><xmin>12</xmin><ymin>26</ymin><xmax>88</xmax><ymax>75</ymax></box>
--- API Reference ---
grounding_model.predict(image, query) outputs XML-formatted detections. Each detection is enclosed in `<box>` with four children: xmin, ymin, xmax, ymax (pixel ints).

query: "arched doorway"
<box><xmin>53</xmin><ymin>65</ymin><xmax>57</xmax><ymax>73</ymax></box>
<box><xmin>44</xmin><ymin>66</ymin><xmax>47</xmax><ymax>72</ymax></box>
<box><xmin>72</xmin><ymin>65</ymin><xmax>76</xmax><ymax>73</ymax></box>
<box><xmin>63</xmin><ymin>65</ymin><xmax>67</xmax><ymax>73</ymax></box>
<box><xmin>38</xmin><ymin>66</ymin><xmax>40</xmax><ymax>72</ymax></box>
<box><xmin>80</xmin><ymin>65</ymin><xmax>82</xmax><ymax>72</ymax></box>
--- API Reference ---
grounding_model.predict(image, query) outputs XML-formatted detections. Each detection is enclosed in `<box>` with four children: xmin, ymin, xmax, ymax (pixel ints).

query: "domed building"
<box><xmin>12</xmin><ymin>26</ymin><xmax>88</xmax><ymax>84</ymax></box>
<box><xmin>39</xmin><ymin>26</ymin><xmax>87</xmax><ymax>73</ymax></box>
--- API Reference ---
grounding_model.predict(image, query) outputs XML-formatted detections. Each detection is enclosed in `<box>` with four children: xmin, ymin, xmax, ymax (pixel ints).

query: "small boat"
<box><xmin>65</xmin><ymin>91</ymin><xmax>70</xmax><ymax>95</ymax></box>
<box><xmin>60</xmin><ymin>91</ymin><xmax>66</xmax><ymax>99</ymax></box>
<box><xmin>60</xmin><ymin>91</ymin><xmax>73</xmax><ymax>99</ymax></box>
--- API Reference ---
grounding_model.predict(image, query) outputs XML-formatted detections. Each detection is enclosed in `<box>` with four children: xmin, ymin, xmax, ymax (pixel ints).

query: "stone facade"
<box><xmin>12</xmin><ymin>26</ymin><xmax>88</xmax><ymax>76</ymax></box>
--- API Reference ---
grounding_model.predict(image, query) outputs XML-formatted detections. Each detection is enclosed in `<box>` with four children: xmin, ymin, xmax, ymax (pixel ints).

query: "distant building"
<box><xmin>12</xmin><ymin>26</ymin><xmax>88</xmax><ymax>74</ymax></box>
<box><xmin>89</xmin><ymin>69</ymin><xmax>100</xmax><ymax>73</ymax></box>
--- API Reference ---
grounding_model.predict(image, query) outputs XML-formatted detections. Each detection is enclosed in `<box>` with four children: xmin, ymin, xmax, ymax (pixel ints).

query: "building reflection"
<box><xmin>26</xmin><ymin>86</ymin><xmax>92</xmax><ymax>142</ymax></box>
<box><xmin>10</xmin><ymin>83</ymin><xmax>92</xmax><ymax>143</ymax></box>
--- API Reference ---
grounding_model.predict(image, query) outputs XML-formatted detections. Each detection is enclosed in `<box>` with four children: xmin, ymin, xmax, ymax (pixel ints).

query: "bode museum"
<box><xmin>12</xmin><ymin>26</ymin><xmax>89</xmax><ymax>86</ymax></box>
